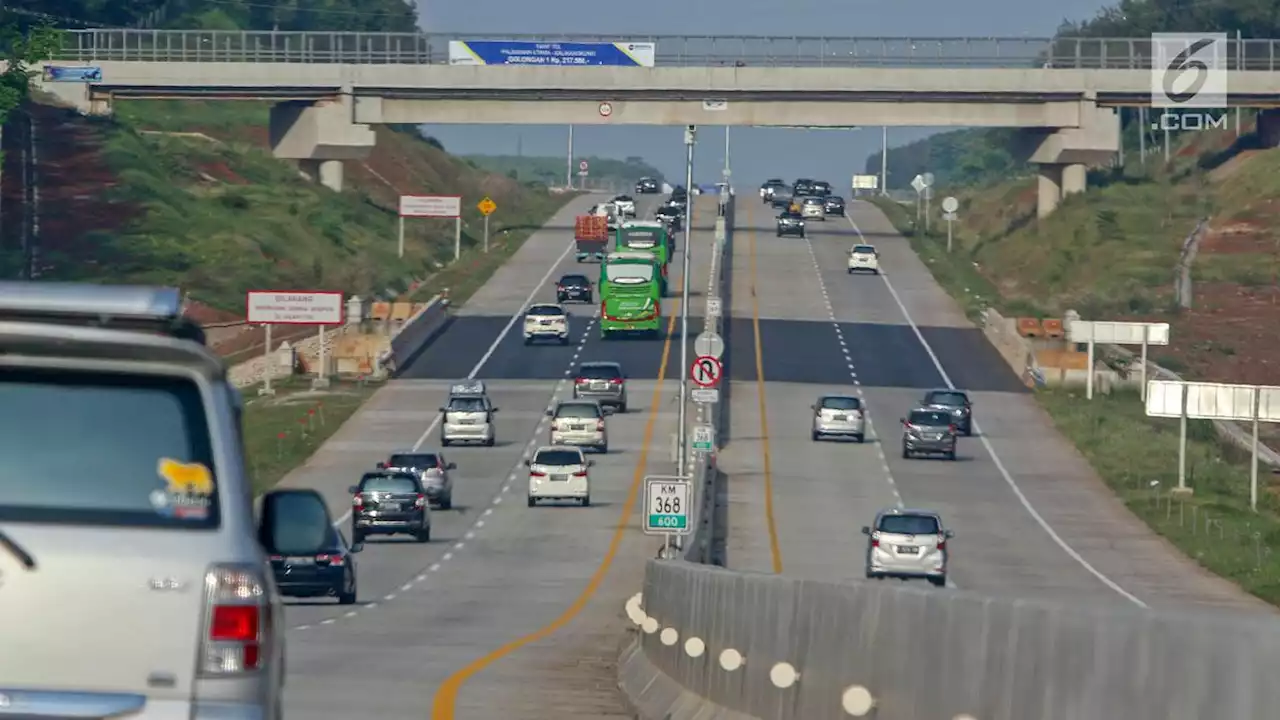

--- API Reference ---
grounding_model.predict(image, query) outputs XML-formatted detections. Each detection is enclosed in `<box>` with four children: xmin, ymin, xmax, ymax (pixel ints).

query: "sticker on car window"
<box><xmin>150</xmin><ymin>458</ymin><xmax>214</xmax><ymax>519</ymax></box>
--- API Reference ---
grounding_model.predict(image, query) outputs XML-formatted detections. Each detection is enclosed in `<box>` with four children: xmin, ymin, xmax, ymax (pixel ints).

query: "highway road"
<box><xmin>272</xmin><ymin>193</ymin><xmax>720</xmax><ymax>718</ymax></box>
<box><xmin>719</xmin><ymin>196</ymin><xmax>1271</xmax><ymax>614</ymax></box>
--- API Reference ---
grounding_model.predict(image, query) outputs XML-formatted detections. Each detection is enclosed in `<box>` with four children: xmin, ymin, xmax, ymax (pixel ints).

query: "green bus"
<box><xmin>615</xmin><ymin>221</ymin><xmax>672</xmax><ymax>296</ymax></box>
<box><xmin>599</xmin><ymin>251</ymin><xmax>663</xmax><ymax>339</ymax></box>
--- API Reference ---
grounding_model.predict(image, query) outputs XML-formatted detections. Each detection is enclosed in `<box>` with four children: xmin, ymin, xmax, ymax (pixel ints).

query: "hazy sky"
<box><xmin>415</xmin><ymin>0</ymin><xmax>1113</xmax><ymax>189</ymax></box>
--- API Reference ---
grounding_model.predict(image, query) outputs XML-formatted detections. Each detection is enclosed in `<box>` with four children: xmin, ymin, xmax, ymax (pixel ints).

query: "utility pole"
<box><xmin>677</xmin><ymin>125</ymin><xmax>696</xmax><ymax>479</ymax></box>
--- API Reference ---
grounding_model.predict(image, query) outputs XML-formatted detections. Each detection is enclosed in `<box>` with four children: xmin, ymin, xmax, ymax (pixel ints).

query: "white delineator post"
<box><xmin>260</xmin><ymin>323</ymin><xmax>275</xmax><ymax>396</ymax></box>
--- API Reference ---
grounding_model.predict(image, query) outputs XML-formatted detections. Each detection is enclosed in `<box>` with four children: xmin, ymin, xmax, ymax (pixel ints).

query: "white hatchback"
<box><xmin>523</xmin><ymin>303</ymin><xmax>570</xmax><ymax>345</ymax></box>
<box><xmin>848</xmin><ymin>244</ymin><xmax>880</xmax><ymax>274</ymax></box>
<box><xmin>526</xmin><ymin>446</ymin><xmax>593</xmax><ymax>506</ymax></box>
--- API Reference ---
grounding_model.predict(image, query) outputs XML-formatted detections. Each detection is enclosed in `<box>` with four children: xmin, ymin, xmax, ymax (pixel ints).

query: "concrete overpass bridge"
<box><xmin>41</xmin><ymin>30</ymin><xmax>1280</xmax><ymax>215</ymax></box>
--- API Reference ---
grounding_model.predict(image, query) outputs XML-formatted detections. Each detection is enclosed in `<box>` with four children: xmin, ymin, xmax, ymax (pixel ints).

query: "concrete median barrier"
<box><xmin>383</xmin><ymin>294</ymin><xmax>450</xmax><ymax>374</ymax></box>
<box><xmin>620</xmin><ymin>560</ymin><xmax>1280</xmax><ymax>720</ymax></box>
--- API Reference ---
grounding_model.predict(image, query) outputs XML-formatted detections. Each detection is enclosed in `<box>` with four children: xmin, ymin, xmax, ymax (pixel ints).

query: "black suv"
<box><xmin>557</xmin><ymin>273</ymin><xmax>594</xmax><ymax>303</ymax></box>
<box><xmin>793</xmin><ymin>178</ymin><xmax>815</xmax><ymax>196</ymax></box>
<box><xmin>776</xmin><ymin>210</ymin><xmax>806</xmax><ymax>238</ymax></box>
<box><xmin>350</xmin><ymin>470</ymin><xmax>431</xmax><ymax>543</ymax></box>
<box><xmin>811</xmin><ymin>180</ymin><xmax>833</xmax><ymax>197</ymax></box>
<box><xmin>635</xmin><ymin>177</ymin><xmax>659</xmax><ymax>194</ymax></box>
<box><xmin>921</xmin><ymin>388</ymin><xmax>973</xmax><ymax>435</ymax></box>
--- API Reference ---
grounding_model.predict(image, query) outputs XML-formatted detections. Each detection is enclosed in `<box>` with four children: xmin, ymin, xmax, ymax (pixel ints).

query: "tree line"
<box><xmin>0</xmin><ymin>0</ymin><xmax>419</xmax><ymax>33</ymax></box>
<box><xmin>866</xmin><ymin>0</ymin><xmax>1272</xmax><ymax>188</ymax></box>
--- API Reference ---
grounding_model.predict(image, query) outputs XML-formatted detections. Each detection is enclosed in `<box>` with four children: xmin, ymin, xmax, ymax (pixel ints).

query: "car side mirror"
<box><xmin>375</xmin><ymin>461</ymin><xmax>386</xmax><ymax>469</ymax></box>
<box><xmin>944</xmin><ymin>530</ymin><xmax>955</xmax><ymax>539</ymax></box>
<box><xmin>347</xmin><ymin>485</ymin><xmax>359</xmax><ymax>494</ymax></box>
<box><xmin>523</xmin><ymin>459</ymin><xmax>531</xmax><ymax>466</ymax></box>
<box><xmin>860</xmin><ymin>526</ymin><xmax>871</xmax><ymax>535</ymax></box>
<box><xmin>438</xmin><ymin>407</ymin><xmax>447</xmax><ymax>412</ymax></box>
<box><xmin>899</xmin><ymin>418</ymin><xmax>906</xmax><ymax>425</ymax></box>
<box><xmin>810</xmin><ymin>404</ymin><xmax>816</xmax><ymax>410</ymax></box>
<box><xmin>258</xmin><ymin>489</ymin><xmax>334</xmax><ymax>556</ymax></box>
<box><xmin>491</xmin><ymin>408</ymin><xmax>500</xmax><ymax>413</ymax></box>
<box><xmin>588</xmin><ymin>460</ymin><xmax>596</xmax><ymax>467</ymax></box>
<box><xmin>350</xmin><ymin>542</ymin><xmax>364</xmax><ymax>553</ymax></box>
<box><xmin>545</xmin><ymin>409</ymin><xmax>554</xmax><ymax>416</ymax></box>
<box><xmin>446</xmin><ymin>462</ymin><xmax>457</xmax><ymax>470</ymax></box>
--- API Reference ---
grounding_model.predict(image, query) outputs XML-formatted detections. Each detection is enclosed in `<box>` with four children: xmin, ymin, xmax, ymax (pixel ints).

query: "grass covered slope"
<box><xmin>871</xmin><ymin>121</ymin><xmax>1280</xmax><ymax>605</ymax></box>
<box><xmin>21</xmin><ymin>98</ymin><xmax>569</xmax><ymax>311</ymax></box>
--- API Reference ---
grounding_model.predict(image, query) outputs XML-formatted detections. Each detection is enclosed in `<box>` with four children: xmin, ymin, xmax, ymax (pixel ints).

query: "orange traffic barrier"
<box><xmin>1041</xmin><ymin>318</ymin><xmax>1065</xmax><ymax>338</ymax></box>
<box><xmin>390</xmin><ymin>302</ymin><xmax>413</xmax><ymax>321</ymax></box>
<box><xmin>370</xmin><ymin>302</ymin><xmax>391</xmax><ymax>321</ymax></box>
<box><xmin>1016</xmin><ymin>317</ymin><xmax>1043</xmax><ymax>338</ymax></box>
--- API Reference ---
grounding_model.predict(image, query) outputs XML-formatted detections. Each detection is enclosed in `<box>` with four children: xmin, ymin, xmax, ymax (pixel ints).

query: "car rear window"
<box><xmin>0</xmin><ymin>369</ymin><xmax>220</xmax><ymax>528</ymax></box>
<box><xmin>908</xmin><ymin>410</ymin><xmax>952</xmax><ymax>426</ymax></box>
<box><xmin>560</xmin><ymin>275</ymin><xmax>589</xmax><ymax>286</ymax></box>
<box><xmin>878</xmin><ymin>514</ymin><xmax>940</xmax><ymax>535</ymax></box>
<box><xmin>388</xmin><ymin>454</ymin><xmax>438</xmax><ymax>469</ymax></box>
<box><xmin>821</xmin><ymin>396</ymin><xmax>862</xmax><ymax>411</ymax></box>
<box><xmin>579</xmin><ymin>364</ymin><xmax>622</xmax><ymax>380</ymax></box>
<box><xmin>557</xmin><ymin>403</ymin><xmax>601</xmax><ymax>419</ymax></box>
<box><xmin>528</xmin><ymin>306</ymin><xmax>564</xmax><ymax>316</ymax></box>
<box><xmin>853</xmin><ymin>245</ymin><xmax>876</xmax><ymax>254</ymax></box>
<box><xmin>926</xmin><ymin>391</ymin><xmax>968</xmax><ymax>406</ymax></box>
<box><xmin>360</xmin><ymin>474</ymin><xmax>418</xmax><ymax>494</ymax></box>
<box><xmin>534</xmin><ymin>449</ymin><xmax>583</xmax><ymax>466</ymax></box>
<box><xmin>803</xmin><ymin>197</ymin><xmax>823</xmax><ymax>204</ymax></box>
<box><xmin>447</xmin><ymin>397</ymin><xmax>487</xmax><ymax>412</ymax></box>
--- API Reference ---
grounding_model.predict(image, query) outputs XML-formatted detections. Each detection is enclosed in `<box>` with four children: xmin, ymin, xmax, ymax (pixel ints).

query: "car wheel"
<box><xmin>352</xmin><ymin>529</ymin><xmax>365</xmax><ymax>544</ymax></box>
<box><xmin>901</xmin><ymin>445</ymin><xmax>910</xmax><ymax>459</ymax></box>
<box><xmin>415</xmin><ymin>524</ymin><xmax>431</xmax><ymax>543</ymax></box>
<box><xmin>439</xmin><ymin>494</ymin><xmax>452</xmax><ymax>510</ymax></box>
<box><xmin>485</xmin><ymin>436</ymin><xmax>496</xmax><ymax>447</ymax></box>
<box><xmin>847</xmin><ymin>268</ymin><xmax>854</xmax><ymax>274</ymax></box>
<box><xmin>441</xmin><ymin>438</ymin><xmax>451</xmax><ymax>447</ymax></box>
<box><xmin>963</xmin><ymin>424</ymin><xmax>973</xmax><ymax>436</ymax></box>
<box><xmin>619</xmin><ymin>403</ymin><xmax>628</xmax><ymax>413</ymax></box>
<box><xmin>527</xmin><ymin>496</ymin><xmax>536</xmax><ymax>507</ymax></box>
<box><xmin>581</xmin><ymin>495</ymin><xmax>591</xmax><ymax>507</ymax></box>
<box><xmin>523</xmin><ymin>338</ymin><xmax>531</xmax><ymax>346</ymax></box>
<box><xmin>947</xmin><ymin>450</ymin><xmax>957</xmax><ymax>461</ymax></box>
<box><xmin>856</xmin><ymin>433</ymin><xmax>866</xmax><ymax>443</ymax></box>
<box><xmin>561</xmin><ymin>337</ymin><xmax>570</xmax><ymax>346</ymax></box>
<box><xmin>599</xmin><ymin>444</ymin><xmax>608</xmax><ymax>454</ymax></box>
<box><xmin>776</xmin><ymin>232</ymin><xmax>782</xmax><ymax>237</ymax></box>
<box><xmin>338</xmin><ymin>582</ymin><xmax>357</xmax><ymax>605</ymax></box>
<box><xmin>928</xmin><ymin>576</ymin><xmax>947</xmax><ymax>588</ymax></box>
<box><xmin>811</xmin><ymin>430</ymin><xmax>820</xmax><ymax>442</ymax></box>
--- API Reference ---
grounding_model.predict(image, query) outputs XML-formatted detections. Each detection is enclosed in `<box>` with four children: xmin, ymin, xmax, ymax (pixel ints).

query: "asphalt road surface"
<box><xmin>275</xmin><ymin>194</ymin><xmax>723</xmax><ymax>719</ymax></box>
<box><xmin>719</xmin><ymin>196</ymin><xmax>1270</xmax><ymax>615</ymax></box>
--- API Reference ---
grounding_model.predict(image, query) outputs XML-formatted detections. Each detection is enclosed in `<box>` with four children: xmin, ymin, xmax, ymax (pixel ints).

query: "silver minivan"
<box><xmin>862</xmin><ymin>508</ymin><xmax>953</xmax><ymax>587</ymax></box>
<box><xmin>811</xmin><ymin>394</ymin><xmax>866</xmax><ymax>442</ymax></box>
<box><xmin>440</xmin><ymin>382</ymin><xmax>497</xmax><ymax>447</ymax></box>
<box><xmin>0</xmin><ymin>282</ymin><xmax>296</xmax><ymax>719</ymax></box>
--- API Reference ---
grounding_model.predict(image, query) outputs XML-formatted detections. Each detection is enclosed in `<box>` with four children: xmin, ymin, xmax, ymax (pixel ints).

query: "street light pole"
<box><xmin>723</xmin><ymin>126</ymin><xmax>730</xmax><ymax>178</ymax></box>
<box><xmin>678</xmin><ymin>125</ymin><xmax>695</xmax><ymax>477</ymax></box>
<box><xmin>880</xmin><ymin>126</ymin><xmax>888</xmax><ymax>195</ymax></box>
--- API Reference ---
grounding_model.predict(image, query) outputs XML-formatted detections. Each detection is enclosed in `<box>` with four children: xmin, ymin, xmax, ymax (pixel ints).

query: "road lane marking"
<box><xmin>746</xmin><ymin>201</ymin><xmax>784</xmax><ymax>575</ymax></box>
<box><xmin>843</xmin><ymin>208</ymin><xmax>1143</xmax><ymax>607</ymax></box>
<box><xmin>429</xmin><ymin>274</ymin><xmax>687</xmax><ymax>719</ymax></box>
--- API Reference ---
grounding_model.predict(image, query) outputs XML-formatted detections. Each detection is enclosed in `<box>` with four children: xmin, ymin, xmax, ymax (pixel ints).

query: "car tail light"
<box><xmin>576</xmin><ymin>377</ymin><xmax>589</xmax><ymax>385</ymax></box>
<box><xmin>903</xmin><ymin>423</ymin><xmax>914</xmax><ymax>431</ymax></box>
<box><xmin>936</xmin><ymin>537</ymin><xmax>947</xmax><ymax>551</ymax></box>
<box><xmin>530</xmin><ymin>470</ymin><xmax>547</xmax><ymax>477</ymax></box>
<box><xmin>557</xmin><ymin>284</ymin><xmax>565</xmax><ymax>291</ymax></box>
<box><xmin>949</xmin><ymin>425</ymin><xmax>957</xmax><ymax>433</ymax></box>
<box><xmin>870</xmin><ymin>533</ymin><xmax>880</xmax><ymax>548</ymax></box>
<box><xmin>573</xmin><ymin>471</ymin><xmax>587</xmax><ymax>478</ymax></box>
<box><xmin>414</xmin><ymin>494</ymin><xmax>427</xmax><ymax>508</ymax></box>
<box><xmin>316</xmin><ymin>553</ymin><xmax>345</xmax><ymax>566</ymax></box>
<box><xmin>351</xmin><ymin>494</ymin><xmax>363</xmax><ymax>508</ymax></box>
<box><xmin>200</xmin><ymin>564</ymin><xmax>268</xmax><ymax>676</ymax></box>
<box><xmin>596</xmin><ymin>420</ymin><xmax>605</xmax><ymax>431</ymax></box>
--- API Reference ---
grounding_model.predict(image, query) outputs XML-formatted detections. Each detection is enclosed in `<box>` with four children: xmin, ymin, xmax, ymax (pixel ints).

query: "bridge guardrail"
<box><xmin>622</xmin><ymin>560</ymin><xmax>1280</xmax><ymax>720</ymax></box>
<box><xmin>50</xmin><ymin>30</ymin><xmax>1280</xmax><ymax>70</ymax></box>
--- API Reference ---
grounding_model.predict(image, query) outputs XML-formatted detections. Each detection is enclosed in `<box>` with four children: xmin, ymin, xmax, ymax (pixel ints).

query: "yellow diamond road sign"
<box><xmin>477</xmin><ymin>196</ymin><xmax>497</xmax><ymax>216</ymax></box>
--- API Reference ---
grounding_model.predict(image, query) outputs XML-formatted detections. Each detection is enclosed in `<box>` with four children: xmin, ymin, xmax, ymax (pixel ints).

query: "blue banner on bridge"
<box><xmin>448</xmin><ymin>41</ymin><xmax>655</xmax><ymax>67</ymax></box>
<box><xmin>43</xmin><ymin>66</ymin><xmax>102</xmax><ymax>82</ymax></box>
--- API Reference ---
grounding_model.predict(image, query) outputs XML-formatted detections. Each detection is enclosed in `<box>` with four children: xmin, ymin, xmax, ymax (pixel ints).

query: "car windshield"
<box><xmin>820</xmin><ymin>396</ymin><xmax>862</xmax><ymax>411</ymax></box>
<box><xmin>828</xmin><ymin>196</ymin><xmax>844</xmax><ymax>203</ymax></box>
<box><xmin>527</xmin><ymin>305</ymin><xmax>564</xmax><ymax>317</ymax></box>
<box><xmin>853</xmin><ymin>245</ymin><xmax>876</xmax><ymax>254</ymax></box>
<box><xmin>803</xmin><ymin>197</ymin><xmax>823</xmax><ymax>205</ymax></box>
<box><xmin>0</xmin><ymin>368</ymin><xmax>220</xmax><ymax>529</ymax></box>
<box><xmin>556</xmin><ymin>403</ymin><xmax>601</xmax><ymax>419</ymax></box>
<box><xmin>878</xmin><ymin>514</ymin><xmax>941</xmax><ymax>535</ymax></box>
<box><xmin>615</xmin><ymin>196</ymin><xmax>633</xmax><ymax>202</ymax></box>
<box><xmin>926</xmin><ymin>391</ymin><xmax>968</xmax><ymax>406</ymax></box>
<box><xmin>534</xmin><ymin>449</ymin><xmax>583</xmax><ymax>466</ymax></box>
<box><xmin>606</xmin><ymin>264</ymin><xmax>654</xmax><ymax>283</ymax></box>
<box><xmin>448</xmin><ymin>397</ymin><xmax>487</xmax><ymax>412</ymax></box>
<box><xmin>388</xmin><ymin>453</ymin><xmax>439</xmax><ymax>469</ymax></box>
<box><xmin>560</xmin><ymin>275</ymin><xmax>589</xmax><ymax>287</ymax></box>
<box><xmin>359</xmin><ymin>474</ymin><xmax>418</xmax><ymax>494</ymax></box>
<box><xmin>908</xmin><ymin>410</ymin><xmax>952</xmax><ymax>426</ymax></box>
<box><xmin>580</xmin><ymin>364</ymin><xmax>622</xmax><ymax>380</ymax></box>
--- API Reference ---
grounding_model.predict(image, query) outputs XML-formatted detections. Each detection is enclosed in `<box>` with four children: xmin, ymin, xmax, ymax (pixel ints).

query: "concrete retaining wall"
<box><xmin>623</xmin><ymin>561</ymin><xmax>1280</xmax><ymax>720</ymax></box>
<box><xmin>383</xmin><ymin>294</ymin><xmax>450</xmax><ymax>375</ymax></box>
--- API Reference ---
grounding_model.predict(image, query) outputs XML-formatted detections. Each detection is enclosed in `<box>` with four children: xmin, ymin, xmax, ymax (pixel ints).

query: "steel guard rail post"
<box><xmin>629</xmin><ymin>560</ymin><xmax>1280</xmax><ymax>720</ymax></box>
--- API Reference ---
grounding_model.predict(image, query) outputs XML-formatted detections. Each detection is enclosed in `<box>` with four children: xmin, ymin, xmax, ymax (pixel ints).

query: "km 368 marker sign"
<box><xmin>690</xmin><ymin>355</ymin><xmax>722</xmax><ymax>387</ymax></box>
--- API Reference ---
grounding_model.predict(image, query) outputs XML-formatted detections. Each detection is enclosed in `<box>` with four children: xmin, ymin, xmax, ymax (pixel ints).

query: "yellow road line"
<box><xmin>430</xmin><ymin>278</ymin><xmax>684</xmax><ymax>719</ymax></box>
<box><xmin>746</xmin><ymin>202</ymin><xmax>784</xmax><ymax>574</ymax></box>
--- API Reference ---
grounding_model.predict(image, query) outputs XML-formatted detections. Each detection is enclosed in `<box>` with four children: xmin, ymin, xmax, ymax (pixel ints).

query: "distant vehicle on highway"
<box><xmin>824</xmin><ymin>195</ymin><xmax>846</xmax><ymax>215</ymax></box>
<box><xmin>776</xmin><ymin>210</ymin><xmax>806</xmax><ymax>238</ymax></box>
<box><xmin>380</xmin><ymin>450</ymin><xmax>457</xmax><ymax>509</ymax></box>
<box><xmin>800</xmin><ymin>196</ymin><xmax>826</xmax><ymax>221</ymax></box>
<box><xmin>862</xmin><ymin>507</ymin><xmax>952</xmax><ymax>587</ymax></box>
<box><xmin>556</xmin><ymin>273</ymin><xmax>594</xmax><ymax>303</ymax></box>
<box><xmin>441</xmin><ymin>381</ymin><xmax>497</xmax><ymax>446</ymax></box>
<box><xmin>900</xmin><ymin>407</ymin><xmax>959</xmax><ymax>460</ymax></box>
<box><xmin>635</xmin><ymin>177</ymin><xmax>660</xmax><ymax>194</ymax></box>
<box><xmin>847</xmin><ymin>244</ymin><xmax>879</xmax><ymax>274</ymax></box>
<box><xmin>269</xmin><ymin>521</ymin><xmax>361</xmax><ymax>605</ymax></box>
<box><xmin>793</xmin><ymin>178</ymin><xmax>816</xmax><ymax>196</ymax></box>
<box><xmin>523</xmin><ymin>303</ymin><xmax>570</xmax><ymax>345</ymax></box>
<box><xmin>573</xmin><ymin>360</ymin><xmax>629</xmax><ymax>412</ymax></box>
<box><xmin>760</xmin><ymin>178</ymin><xmax>786</xmax><ymax>203</ymax></box>
<box><xmin>350</xmin><ymin>469</ymin><xmax>432</xmax><ymax>543</ymax></box>
<box><xmin>811</xmin><ymin>394</ymin><xmax>866</xmax><ymax>442</ymax></box>
<box><xmin>921</xmin><ymin>388</ymin><xmax>974</xmax><ymax>436</ymax></box>
<box><xmin>526</xmin><ymin>445</ymin><xmax>594</xmax><ymax>506</ymax></box>
<box><xmin>612</xmin><ymin>194</ymin><xmax>637</xmax><ymax>218</ymax></box>
<box><xmin>547</xmin><ymin>399</ymin><xmax>609</xmax><ymax>453</ymax></box>
<box><xmin>0</xmin><ymin>281</ymin><xmax>289</xmax><ymax>715</ymax></box>
<box><xmin>769</xmin><ymin>184</ymin><xmax>794</xmax><ymax>209</ymax></box>
<box><xmin>810</xmin><ymin>180</ymin><xmax>833</xmax><ymax>197</ymax></box>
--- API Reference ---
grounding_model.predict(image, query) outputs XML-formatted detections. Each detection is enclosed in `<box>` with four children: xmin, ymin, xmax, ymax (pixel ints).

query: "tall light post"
<box><xmin>880</xmin><ymin>126</ymin><xmax>888</xmax><ymax>195</ymax></box>
<box><xmin>677</xmin><ymin>125</ymin><xmax>696</xmax><ymax>477</ymax></box>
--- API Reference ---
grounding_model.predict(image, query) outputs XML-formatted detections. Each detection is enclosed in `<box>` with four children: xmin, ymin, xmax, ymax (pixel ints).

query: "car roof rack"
<box><xmin>0</xmin><ymin>281</ymin><xmax>205</xmax><ymax>344</ymax></box>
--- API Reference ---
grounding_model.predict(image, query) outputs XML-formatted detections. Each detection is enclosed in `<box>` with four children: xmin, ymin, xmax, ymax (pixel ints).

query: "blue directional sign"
<box><xmin>43</xmin><ymin>66</ymin><xmax>102</xmax><ymax>83</ymax></box>
<box><xmin>448</xmin><ymin>41</ymin><xmax>655</xmax><ymax>67</ymax></box>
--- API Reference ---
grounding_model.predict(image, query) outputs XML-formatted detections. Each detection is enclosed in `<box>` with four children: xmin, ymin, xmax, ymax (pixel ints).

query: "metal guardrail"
<box><xmin>50</xmin><ymin>30</ymin><xmax>1280</xmax><ymax>70</ymax></box>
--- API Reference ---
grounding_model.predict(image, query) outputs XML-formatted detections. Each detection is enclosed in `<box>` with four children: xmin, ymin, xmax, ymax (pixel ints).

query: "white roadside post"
<box><xmin>260</xmin><ymin>323</ymin><xmax>274</xmax><ymax>396</ymax></box>
<box><xmin>941</xmin><ymin>196</ymin><xmax>959</xmax><ymax>252</ymax></box>
<box><xmin>1147</xmin><ymin>380</ymin><xmax>1280</xmax><ymax>508</ymax></box>
<box><xmin>246</xmin><ymin>291</ymin><xmax>344</xmax><ymax>390</ymax></box>
<box><xmin>1067</xmin><ymin>320</ymin><xmax>1170</xmax><ymax>400</ymax></box>
<box><xmin>398</xmin><ymin>195</ymin><xmax>462</xmax><ymax>261</ymax></box>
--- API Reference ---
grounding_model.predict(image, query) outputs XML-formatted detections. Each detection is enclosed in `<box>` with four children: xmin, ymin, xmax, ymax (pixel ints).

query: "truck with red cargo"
<box><xmin>575</xmin><ymin>214</ymin><xmax>610</xmax><ymax>263</ymax></box>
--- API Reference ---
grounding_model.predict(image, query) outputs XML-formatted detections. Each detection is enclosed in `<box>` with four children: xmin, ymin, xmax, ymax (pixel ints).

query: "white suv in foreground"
<box><xmin>523</xmin><ymin>303</ymin><xmax>570</xmax><ymax>345</ymax></box>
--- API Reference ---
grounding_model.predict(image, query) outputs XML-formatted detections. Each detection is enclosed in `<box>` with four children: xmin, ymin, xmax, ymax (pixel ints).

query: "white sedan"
<box><xmin>847</xmin><ymin>244</ymin><xmax>880</xmax><ymax>274</ymax></box>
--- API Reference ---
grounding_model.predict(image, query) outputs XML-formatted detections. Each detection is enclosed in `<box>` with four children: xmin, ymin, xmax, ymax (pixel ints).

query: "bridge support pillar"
<box><xmin>270</xmin><ymin>98</ymin><xmax>374</xmax><ymax>192</ymax></box>
<box><xmin>1018</xmin><ymin>102</ymin><xmax>1117</xmax><ymax>218</ymax></box>
<box><xmin>1035</xmin><ymin>163</ymin><xmax>1088</xmax><ymax>219</ymax></box>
